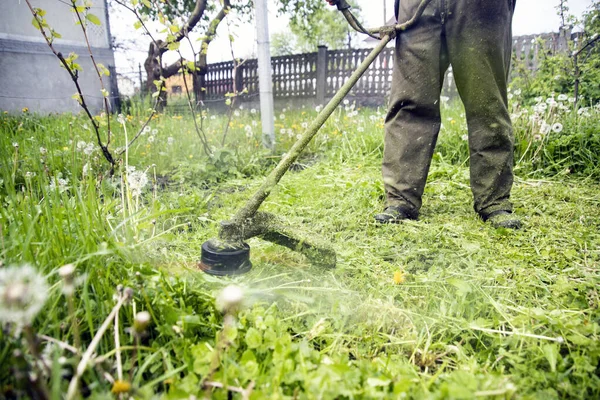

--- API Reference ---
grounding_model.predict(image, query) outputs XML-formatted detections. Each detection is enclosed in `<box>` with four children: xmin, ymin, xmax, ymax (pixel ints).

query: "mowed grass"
<box><xmin>0</xmin><ymin>100</ymin><xmax>599</xmax><ymax>398</ymax></box>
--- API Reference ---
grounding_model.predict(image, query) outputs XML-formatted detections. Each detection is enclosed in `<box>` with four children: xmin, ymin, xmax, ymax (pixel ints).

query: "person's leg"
<box><xmin>444</xmin><ymin>0</ymin><xmax>517</xmax><ymax>220</ymax></box>
<box><xmin>381</xmin><ymin>0</ymin><xmax>449</xmax><ymax>221</ymax></box>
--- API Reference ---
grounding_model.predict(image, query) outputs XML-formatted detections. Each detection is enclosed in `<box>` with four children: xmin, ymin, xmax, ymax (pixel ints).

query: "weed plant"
<box><xmin>0</xmin><ymin>96</ymin><xmax>599</xmax><ymax>398</ymax></box>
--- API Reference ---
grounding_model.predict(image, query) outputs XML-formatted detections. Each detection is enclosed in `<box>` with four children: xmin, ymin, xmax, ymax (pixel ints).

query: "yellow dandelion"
<box><xmin>3</xmin><ymin>111</ymin><xmax>8</xmax><ymax>114</ymax></box>
<box><xmin>22</xmin><ymin>107</ymin><xmax>29</xmax><ymax>113</ymax></box>
<box><xmin>62</xmin><ymin>146</ymin><xmax>69</xmax><ymax>151</ymax></box>
<box><xmin>189</xmin><ymin>154</ymin><xmax>193</xmax><ymax>158</ymax></box>
<box><xmin>111</xmin><ymin>380</ymin><xmax>131</xmax><ymax>394</ymax></box>
<box><xmin>450</xmin><ymin>119</ymin><xmax>456</xmax><ymax>125</ymax></box>
<box><xmin>393</xmin><ymin>271</ymin><xmax>406</xmax><ymax>285</ymax></box>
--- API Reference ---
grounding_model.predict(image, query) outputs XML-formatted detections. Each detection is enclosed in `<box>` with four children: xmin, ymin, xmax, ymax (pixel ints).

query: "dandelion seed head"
<box><xmin>551</xmin><ymin>122</ymin><xmax>563</xmax><ymax>133</ymax></box>
<box><xmin>49</xmin><ymin>177</ymin><xmax>69</xmax><ymax>193</ymax></box>
<box><xmin>0</xmin><ymin>264</ymin><xmax>48</xmax><ymax>328</ymax></box>
<box><xmin>133</xmin><ymin>311</ymin><xmax>151</xmax><ymax>334</ymax></box>
<box><xmin>127</xmin><ymin>169</ymin><xmax>148</xmax><ymax>197</ymax></box>
<box><xmin>216</xmin><ymin>285</ymin><xmax>244</xmax><ymax>313</ymax></box>
<box><xmin>117</xmin><ymin>114</ymin><xmax>126</xmax><ymax>125</ymax></box>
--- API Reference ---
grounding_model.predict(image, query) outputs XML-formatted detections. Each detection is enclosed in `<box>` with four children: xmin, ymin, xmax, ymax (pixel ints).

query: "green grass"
<box><xmin>0</xmin><ymin>99</ymin><xmax>599</xmax><ymax>399</ymax></box>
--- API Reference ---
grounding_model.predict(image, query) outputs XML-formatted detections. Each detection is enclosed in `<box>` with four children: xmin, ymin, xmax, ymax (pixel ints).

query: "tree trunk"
<box><xmin>144</xmin><ymin>42</ymin><xmax>167</xmax><ymax>110</ymax></box>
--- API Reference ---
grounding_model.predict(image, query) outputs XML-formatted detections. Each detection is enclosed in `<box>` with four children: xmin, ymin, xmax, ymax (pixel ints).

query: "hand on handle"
<box><xmin>326</xmin><ymin>0</ymin><xmax>351</xmax><ymax>10</ymax></box>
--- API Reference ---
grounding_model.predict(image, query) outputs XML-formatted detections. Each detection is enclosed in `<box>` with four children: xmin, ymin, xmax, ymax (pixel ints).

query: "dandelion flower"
<box><xmin>551</xmin><ymin>122</ymin><xmax>563</xmax><ymax>133</ymax></box>
<box><xmin>0</xmin><ymin>264</ymin><xmax>49</xmax><ymax>327</ymax></box>
<box><xmin>111</xmin><ymin>380</ymin><xmax>132</xmax><ymax>394</ymax></box>
<box><xmin>22</xmin><ymin>107</ymin><xmax>29</xmax><ymax>113</ymax></box>
<box><xmin>279</xmin><ymin>113</ymin><xmax>286</xmax><ymax>120</ymax></box>
<box><xmin>393</xmin><ymin>271</ymin><xmax>406</xmax><ymax>285</ymax></box>
<box><xmin>148</xmin><ymin>136</ymin><xmax>155</xmax><ymax>143</ymax></box>
<box><xmin>250</xmin><ymin>108</ymin><xmax>257</xmax><ymax>114</ymax></box>
<box><xmin>461</xmin><ymin>134</ymin><xmax>468</xmax><ymax>141</ymax></box>
<box><xmin>301</xmin><ymin>122</ymin><xmax>309</xmax><ymax>129</ymax></box>
<box><xmin>514</xmin><ymin>89</ymin><xmax>522</xmax><ymax>96</ymax></box>
<box><xmin>343</xmin><ymin>99</ymin><xmax>350</xmax><ymax>105</ymax></box>
<box><xmin>557</xmin><ymin>94</ymin><xmax>568</xmax><ymax>101</ymax></box>
<box><xmin>167</xmin><ymin>137</ymin><xmax>174</xmax><ymax>145</ymax></box>
<box><xmin>315</xmin><ymin>105</ymin><xmax>323</xmax><ymax>112</ymax></box>
<box><xmin>234</xmin><ymin>110</ymin><xmax>241</xmax><ymax>117</ymax></box>
<box><xmin>40</xmin><ymin>147</ymin><xmax>47</xmax><ymax>155</ymax></box>
<box><xmin>117</xmin><ymin>114</ymin><xmax>126</xmax><ymax>125</ymax></box>
<box><xmin>12</xmin><ymin>142</ymin><xmax>19</xmax><ymax>149</ymax></box>
<box><xmin>533</xmin><ymin>134</ymin><xmax>542</xmax><ymax>141</ymax></box>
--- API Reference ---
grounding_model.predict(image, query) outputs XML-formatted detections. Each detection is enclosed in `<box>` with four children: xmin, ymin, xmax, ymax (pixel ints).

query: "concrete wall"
<box><xmin>0</xmin><ymin>0</ymin><xmax>118</xmax><ymax>114</ymax></box>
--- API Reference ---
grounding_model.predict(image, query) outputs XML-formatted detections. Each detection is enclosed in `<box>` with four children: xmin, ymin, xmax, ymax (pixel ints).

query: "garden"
<box><xmin>1</xmin><ymin>90</ymin><xmax>599</xmax><ymax>398</ymax></box>
<box><xmin>1</xmin><ymin>0</ymin><xmax>600</xmax><ymax>398</ymax></box>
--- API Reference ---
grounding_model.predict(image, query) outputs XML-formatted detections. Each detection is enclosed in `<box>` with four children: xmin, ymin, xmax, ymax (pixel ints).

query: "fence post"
<box><xmin>316</xmin><ymin>45</ymin><xmax>328</xmax><ymax>106</ymax></box>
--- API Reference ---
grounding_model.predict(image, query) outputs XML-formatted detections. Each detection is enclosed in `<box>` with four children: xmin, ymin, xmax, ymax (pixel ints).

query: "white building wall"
<box><xmin>0</xmin><ymin>0</ymin><xmax>118</xmax><ymax>114</ymax></box>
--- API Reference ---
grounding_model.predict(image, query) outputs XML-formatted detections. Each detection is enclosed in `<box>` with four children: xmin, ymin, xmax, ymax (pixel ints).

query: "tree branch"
<box><xmin>173</xmin><ymin>0</ymin><xmax>208</xmax><ymax>43</ymax></box>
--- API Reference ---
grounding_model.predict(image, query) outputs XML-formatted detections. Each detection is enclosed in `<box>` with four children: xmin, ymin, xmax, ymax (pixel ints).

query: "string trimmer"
<box><xmin>199</xmin><ymin>0</ymin><xmax>433</xmax><ymax>275</ymax></box>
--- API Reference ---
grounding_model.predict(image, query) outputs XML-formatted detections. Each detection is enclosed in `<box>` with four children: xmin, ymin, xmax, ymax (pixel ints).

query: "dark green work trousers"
<box><xmin>384</xmin><ymin>0</ymin><xmax>516</xmax><ymax>219</ymax></box>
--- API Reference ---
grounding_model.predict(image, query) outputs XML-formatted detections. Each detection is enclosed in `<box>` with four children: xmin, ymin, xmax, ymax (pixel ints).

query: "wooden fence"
<box><xmin>196</xmin><ymin>30</ymin><xmax>575</xmax><ymax>108</ymax></box>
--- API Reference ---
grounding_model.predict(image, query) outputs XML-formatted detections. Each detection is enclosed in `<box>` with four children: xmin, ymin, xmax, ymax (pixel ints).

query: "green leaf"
<box><xmin>167</xmin><ymin>41</ymin><xmax>180</xmax><ymax>51</ymax></box>
<box><xmin>169</xmin><ymin>25</ymin><xmax>180</xmax><ymax>33</ymax></box>
<box><xmin>86</xmin><ymin>13</ymin><xmax>101</xmax><ymax>26</ymax></box>
<box><xmin>245</xmin><ymin>327</ymin><xmax>262</xmax><ymax>349</ymax></box>
<box><xmin>133</xmin><ymin>21</ymin><xmax>142</xmax><ymax>30</ymax></box>
<box><xmin>101</xmin><ymin>88</ymin><xmax>109</xmax><ymax>98</ymax></box>
<box><xmin>31</xmin><ymin>18</ymin><xmax>40</xmax><ymax>30</ymax></box>
<box><xmin>542</xmin><ymin>344</ymin><xmax>558</xmax><ymax>372</ymax></box>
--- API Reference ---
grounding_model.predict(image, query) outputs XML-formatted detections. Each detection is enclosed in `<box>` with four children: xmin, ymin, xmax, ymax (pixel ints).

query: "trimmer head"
<box><xmin>199</xmin><ymin>239</ymin><xmax>252</xmax><ymax>276</ymax></box>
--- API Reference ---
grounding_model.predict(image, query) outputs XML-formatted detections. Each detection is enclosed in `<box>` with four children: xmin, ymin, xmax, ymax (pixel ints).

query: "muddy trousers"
<box><xmin>384</xmin><ymin>0</ymin><xmax>516</xmax><ymax>219</ymax></box>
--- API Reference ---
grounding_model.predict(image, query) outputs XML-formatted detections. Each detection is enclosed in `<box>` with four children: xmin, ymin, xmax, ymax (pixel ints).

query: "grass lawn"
<box><xmin>1</xmin><ymin>100</ymin><xmax>599</xmax><ymax>398</ymax></box>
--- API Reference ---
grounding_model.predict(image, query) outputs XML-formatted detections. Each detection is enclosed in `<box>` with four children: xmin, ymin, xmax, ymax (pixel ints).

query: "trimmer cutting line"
<box><xmin>199</xmin><ymin>0</ymin><xmax>433</xmax><ymax>276</ymax></box>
